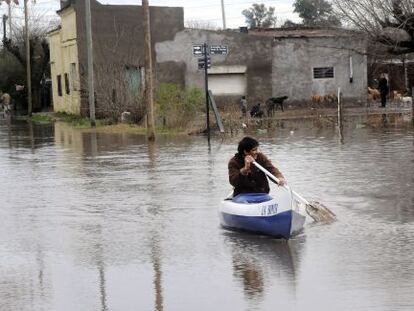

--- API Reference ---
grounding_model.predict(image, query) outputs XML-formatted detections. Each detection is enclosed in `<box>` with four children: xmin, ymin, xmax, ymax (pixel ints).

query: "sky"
<box><xmin>0</xmin><ymin>0</ymin><xmax>300</xmax><ymax>30</ymax></box>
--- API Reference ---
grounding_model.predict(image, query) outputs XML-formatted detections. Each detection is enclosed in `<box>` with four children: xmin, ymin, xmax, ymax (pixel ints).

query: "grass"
<box><xmin>29</xmin><ymin>114</ymin><xmax>53</xmax><ymax>123</ymax></box>
<box><xmin>28</xmin><ymin>111</ymin><xmax>198</xmax><ymax>135</ymax></box>
<box><xmin>54</xmin><ymin>112</ymin><xmax>110</xmax><ymax>128</ymax></box>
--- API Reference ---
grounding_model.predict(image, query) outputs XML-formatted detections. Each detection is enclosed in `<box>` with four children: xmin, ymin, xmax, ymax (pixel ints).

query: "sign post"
<box><xmin>203</xmin><ymin>43</ymin><xmax>210</xmax><ymax>141</ymax></box>
<box><xmin>192</xmin><ymin>43</ymin><xmax>229</xmax><ymax>141</ymax></box>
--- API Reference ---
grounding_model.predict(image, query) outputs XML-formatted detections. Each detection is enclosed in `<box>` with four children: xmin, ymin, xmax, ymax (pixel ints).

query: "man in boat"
<box><xmin>228</xmin><ymin>136</ymin><xmax>286</xmax><ymax>196</ymax></box>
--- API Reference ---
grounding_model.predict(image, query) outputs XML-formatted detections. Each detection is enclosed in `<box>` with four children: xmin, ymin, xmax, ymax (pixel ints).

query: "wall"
<box><xmin>155</xmin><ymin>29</ymin><xmax>273</xmax><ymax>107</ymax></box>
<box><xmin>73</xmin><ymin>0</ymin><xmax>184</xmax><ymax>117</ymax></box>
<box><xmin>49</xmin><ymin>7</ymin><xmax>81</xmax><ymax>115</ymax></box>
<box><xmin>272</xmin><ymin>36</ymin><xmax>367</xmax><ymax>105</ymax></box>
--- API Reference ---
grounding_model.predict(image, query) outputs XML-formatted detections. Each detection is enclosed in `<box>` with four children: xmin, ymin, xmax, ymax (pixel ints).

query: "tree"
<box><xmin>293</xmin><ymin>0</ymin><xmax>341</xmax><ymax>26</ymax></box>
<box><xmin>185</xmin><ymin>20</ymin><xmax>218</xmax><ymax>30</ymax></box>
<box><xmin>242</xmin><ymin>3</ymin><xmax>277</xmax><ymax>28</ymax></box>
<box><xmin>333</xmin><ymin>0</ymin><xmax>414</xmax><ymax>54</ymax></box>
<box><xmin>1</xmin><ymin>11</ymin><xmax>57</xmax><ymax>112</ymax></box>
<box><xmin>281</xmin><ymin>19</ymin><xmax>300</xmax><ymax>28</ymax></box>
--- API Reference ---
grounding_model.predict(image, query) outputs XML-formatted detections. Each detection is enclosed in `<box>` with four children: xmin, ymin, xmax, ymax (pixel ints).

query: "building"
<box><xmin>48</xmin><ymin>0</ymin><xmax>183</xmax><ymax>117</ymax></box>
<box><xmin>156</xmin><ymin>27</ymin><xmax>368</xmax><ymax>106</ymax></box>
<box><xmin>49</xmin><ymin>1</ymin><xmax>368</xmax><ymax>118</ymax></box>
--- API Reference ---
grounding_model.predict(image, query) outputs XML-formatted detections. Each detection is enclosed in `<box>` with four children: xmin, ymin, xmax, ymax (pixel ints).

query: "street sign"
<box><xmin>193</xmin><ymin>44</ymin><xmax>206</xmax><ymax>56</ymax></box>
<box><xmin>210</xmin><ymin>45</ymin><xmax>228</xmax><ymax>55</ymax></box>
<box><xmin>198</xmin><ymin>57</ymin><xmax>211</xmax><ymax>69</ymax></box>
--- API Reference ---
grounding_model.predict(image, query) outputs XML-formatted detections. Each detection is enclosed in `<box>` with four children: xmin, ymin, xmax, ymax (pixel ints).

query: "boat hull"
<box><xmin>219</xmin><ymin>189</ymin><xmax>306</xmax><ymax>239</ymax></box>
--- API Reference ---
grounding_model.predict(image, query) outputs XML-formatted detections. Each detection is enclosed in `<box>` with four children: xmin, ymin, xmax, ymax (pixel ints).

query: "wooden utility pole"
<box><xmin>412</xmin><ymin>87</ymin><xmax>414</xmax><ymax>125</ymax></box>
<box><xmin>220</xmin><ymin>0</ymin><xmax>226</xmax><ymax>29</ymax></box>
<box><xmin>24</xmin><ymin>0</ymin><xmax>32</xmax><ymax>116</ymax></box>
<box><xmin>2</xmin><ymin>14</ymin><xmax>7</xmax><ymax>41</ymax></box>
<box><xmin>143</xmin><ymin>0</ymin><xmax>156</xmax><ymax>141</ymax></box>
<box><xmin>85</xmin><ymin>0</ymin><xmax>96</xmax><ymax>126</ymax></box>
<box><xmin>8</xmin><ymin>3</ymin><xmax>11</xmax><ymax>38</ymax></box>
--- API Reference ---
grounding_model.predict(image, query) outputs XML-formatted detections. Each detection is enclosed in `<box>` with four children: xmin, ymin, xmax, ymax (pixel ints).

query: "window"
<box><xmin>57</xmin><ymin>75</ymin><xmax>62</xmax><ymax>96</ymax></box>
<box><xmin>313</xmin><ymin>67</ymin><xmax>334</xmax><ymax>79</ymax></box>
<box><xmin>125</xmin><ymin>65</ymin><xmax>143</xmax><ymax>94</ymax></box>
<box><xmin>64</xmin><ymin>73</ymin><xmax>70</xmax><ymax>95</ymax></box>
<box><xmin>71</xmin><ymin>63</ymin><xmax>77</xmax><ymax>91</ymax></box>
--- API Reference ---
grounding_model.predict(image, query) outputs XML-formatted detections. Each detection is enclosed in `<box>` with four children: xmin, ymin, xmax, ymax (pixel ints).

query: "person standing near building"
<box><xmin>378</xmin><ymin>74</ymin><xmax>389</xmax><ymax>108</ymax></box>
<box><xmin>239</xmin><ymin>96</ymin><xmax>247</xmax><ymax>117</ymax></box>
<box><xmin>0</xmin><ymin>91</ymin><xmax>12</xmax><ymax>115</ymax></box>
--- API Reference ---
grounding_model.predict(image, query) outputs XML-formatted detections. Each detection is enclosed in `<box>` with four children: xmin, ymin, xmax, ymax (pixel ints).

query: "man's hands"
<box><xmin>244</xmin><ymin>155</ymin><xmax>255</xmax><ymax>169</ymax></box>
<box><xmin>277</xmin><ymin>178</ymin><xmax>286</xmax><ymax>187</ymax></box>
<box><xmin>240</xmin><ymin>155</ymin><xmax>254</xmax><ymax>175</ymax></box>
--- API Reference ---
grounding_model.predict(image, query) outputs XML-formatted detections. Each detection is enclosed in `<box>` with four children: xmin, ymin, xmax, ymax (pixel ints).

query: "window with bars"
<box><xmin>313</xmin><ymin>67</ymin><xmax>334</xmax><ymax>79</ymax></box>
<box><xmin>64</xmin><ymin>73</ymin><xmax>70</xmax><ymax>95</ymax></box>
<box><xmin>57</xmin><ymin>75</ymin><xmax>62</xmax><ymax>96</ymax></box>
<box><xmin>71</xmin><ymin>63</ymin><xmax>77</xmax><ymax>91</ymax></box>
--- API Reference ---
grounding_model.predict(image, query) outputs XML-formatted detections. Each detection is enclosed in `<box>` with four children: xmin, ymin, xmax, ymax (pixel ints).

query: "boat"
<box><xmin>219</xmin><ymin>187</ymin><xmax>306</xmax><ymax>239</ymax></box>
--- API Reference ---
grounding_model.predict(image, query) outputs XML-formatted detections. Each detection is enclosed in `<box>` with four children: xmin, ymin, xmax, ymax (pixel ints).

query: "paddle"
<box><xmin>252</xmin><ymin>161</ymin><xmax>336</xmax><ymax>223</ymax></box>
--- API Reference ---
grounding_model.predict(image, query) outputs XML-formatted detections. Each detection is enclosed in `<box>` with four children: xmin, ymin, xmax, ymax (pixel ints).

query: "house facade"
<box><xmin>49</xmin><ymin>0</ymin><xmax>184</xmax><ymax>117</ymax></box>
<box><xmin>156</xmin><ymin>27</ymin><xmax>367</xmax><ymax>106</ymax></box>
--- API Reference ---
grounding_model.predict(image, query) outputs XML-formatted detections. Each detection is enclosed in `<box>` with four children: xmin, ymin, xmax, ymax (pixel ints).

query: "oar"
<box><xmin>252</xmin><ymin>161</ymin><xmax>336</xmax><ymax>223</ymax></box>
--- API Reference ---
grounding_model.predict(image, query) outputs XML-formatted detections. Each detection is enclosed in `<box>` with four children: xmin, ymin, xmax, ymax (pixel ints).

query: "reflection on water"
<box><xmin>0</xmin><ymin>119</ymin><xmax>413</xmax><ymax>310</ymax></box>
<box><xmin>225</xmin><ymin>232</ymin><xmax>303</xmax><ymax>302</ymax></box>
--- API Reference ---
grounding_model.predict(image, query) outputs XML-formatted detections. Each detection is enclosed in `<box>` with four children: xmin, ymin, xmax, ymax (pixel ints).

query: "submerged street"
<box><xmin>1</xmin><ymin>119</ymin><xmax>413</xmax><ymax>310</ymax></box>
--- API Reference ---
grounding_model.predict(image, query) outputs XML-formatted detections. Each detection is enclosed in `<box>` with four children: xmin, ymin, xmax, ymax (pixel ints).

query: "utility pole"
<box><xmin>85</xmin><ymin>0</ymin><xmax>96</xmax><ymax>126</ymax></box>
<box><xmin>24</xmin><ymin>0</ymin><xmax>32</xmax><ymax>116</ymax></box>
<box><xmin>2</xmin><ymin>14</ymin><xmax>7</xmax><ymax>41</ymax></box>
<box><xmin>143</xmin><ymin>0</ymin><xmax>156</xmax><ymax>141</ymax></box>
<box><xmin>8</xmin><ymin>2</ymin><xmax>11</xmax><ymax>39</ymax></box>
<box><xmin>220</xmin><ymin>0</ymin><xmax>226</xmax><ymax>29</ymax></box>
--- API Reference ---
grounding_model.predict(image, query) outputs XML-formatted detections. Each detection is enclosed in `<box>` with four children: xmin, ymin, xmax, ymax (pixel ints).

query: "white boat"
<box><xmin>219</xmin><ymin>188</ymin><xmax>306</xmax><ymax>239</ymax></box>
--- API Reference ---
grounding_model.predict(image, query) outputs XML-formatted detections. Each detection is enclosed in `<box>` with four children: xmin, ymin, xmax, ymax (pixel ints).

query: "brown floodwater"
<box><xmin>0</xmin><ymin>119</ymin><xmax>413</xmax><ymax>311</ymax></box>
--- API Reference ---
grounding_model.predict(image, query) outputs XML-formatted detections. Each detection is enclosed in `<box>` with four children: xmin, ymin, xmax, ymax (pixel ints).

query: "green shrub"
<box><xmin>30</xmin><ymin>114</ymin><xmax>53</xmax><ymax>123</ymax></box>
<box><xmin>155</xmin><ymin>83</ymin><xmax>203</xmax><ymax>129</ymax></box>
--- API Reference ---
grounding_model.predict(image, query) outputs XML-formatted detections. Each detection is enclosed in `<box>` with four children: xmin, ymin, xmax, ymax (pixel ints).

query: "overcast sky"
<box><xmin>1</xmin><ymin>0</ymin><xmax>300</xmax><ymax>29</ymax></box>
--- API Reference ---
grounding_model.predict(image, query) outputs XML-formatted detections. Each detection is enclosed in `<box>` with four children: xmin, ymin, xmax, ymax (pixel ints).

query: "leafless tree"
<box><xmin>333</xmin><ymin>0</ymin><xmax>414</xmax><ymax>54</ymax></box>
<box><xmin>2</xmin><ymin>11</ymin><xmax>58</xmax><ymax>110</ymax></box>
<box><xmin>185</xmin><ymin>20</ymin><xmax>219</xmax><ymax>30</ymax></box>
<box><xmin>90</xmin><ymin>19</ymin><xmax>146</xmax><ymax>122</ymax></box>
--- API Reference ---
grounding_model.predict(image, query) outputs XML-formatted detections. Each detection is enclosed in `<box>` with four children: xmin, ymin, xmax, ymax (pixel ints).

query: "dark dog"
<box><xmin>265</xmin><ymin>96</ymin><xmax>288</xmax><ymax>116</ymax></box>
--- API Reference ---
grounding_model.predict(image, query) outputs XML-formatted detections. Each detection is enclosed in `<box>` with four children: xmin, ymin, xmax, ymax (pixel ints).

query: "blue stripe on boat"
<box><xmin>220</xmin><ymin>210</ymin><xmax>292</xmax><ymax>239</ymax></box>
<box><xmin>232</xmin><ymin>193</ymin><xmax>273</xmax><ymax>204</ymax></box>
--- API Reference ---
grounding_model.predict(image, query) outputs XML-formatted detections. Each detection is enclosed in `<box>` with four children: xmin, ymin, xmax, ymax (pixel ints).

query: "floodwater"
<box><xmin>0</xmin><ymin>119</ymin><xmax>413</xmax><ymax>311</ymax></box>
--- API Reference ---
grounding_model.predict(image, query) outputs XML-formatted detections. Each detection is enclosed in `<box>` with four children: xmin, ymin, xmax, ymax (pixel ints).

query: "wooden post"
<box><xmin>337</xmin><ymin>87</ymin><xmax>343</xmax><ymax>127</ymax></box>
<box><xmin>24</xmin><ymin>0</ymin><xmax>32</xmax><ymax>116</ymax></box>
<box><xmin>85</xmin><ymin>0</ymin><xmax>96</xmax><ymax>126</ymax></box>
<box><xmin>8</xmin><ymin>3</ymin><xmax>11</xmax><ymax>39</ymax></box>
<box><xmin>143</xmin><ymin>0</ymin><xmax>156</xmax><ymax>141</ymax></box>
<box><xmin>412</xmin><ymin>87</ymin><xmax>414</xmax><ymax>125</ymax></box>
<box><xmin>2</xmin><ymin>14</ymin><xmax>7</xmax><ymax>41</ymax></box>
<box><xmin>337</xmin><ymin>87</ymin><xmax>344</xmax><ymax>142</ymax></box>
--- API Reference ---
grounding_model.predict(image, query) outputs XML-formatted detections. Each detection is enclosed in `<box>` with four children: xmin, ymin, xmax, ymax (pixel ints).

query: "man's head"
<box><xmin>238</xmin><ymin>136</ymin><xmax>259</xmax><ymax>159</ymax></box>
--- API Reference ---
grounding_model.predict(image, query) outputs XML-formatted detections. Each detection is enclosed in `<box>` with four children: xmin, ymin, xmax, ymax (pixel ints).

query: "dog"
<box><xmin>265</xmin><ymin>96</ymin><xmax>288</xmax><ymax>116</ymax></box>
